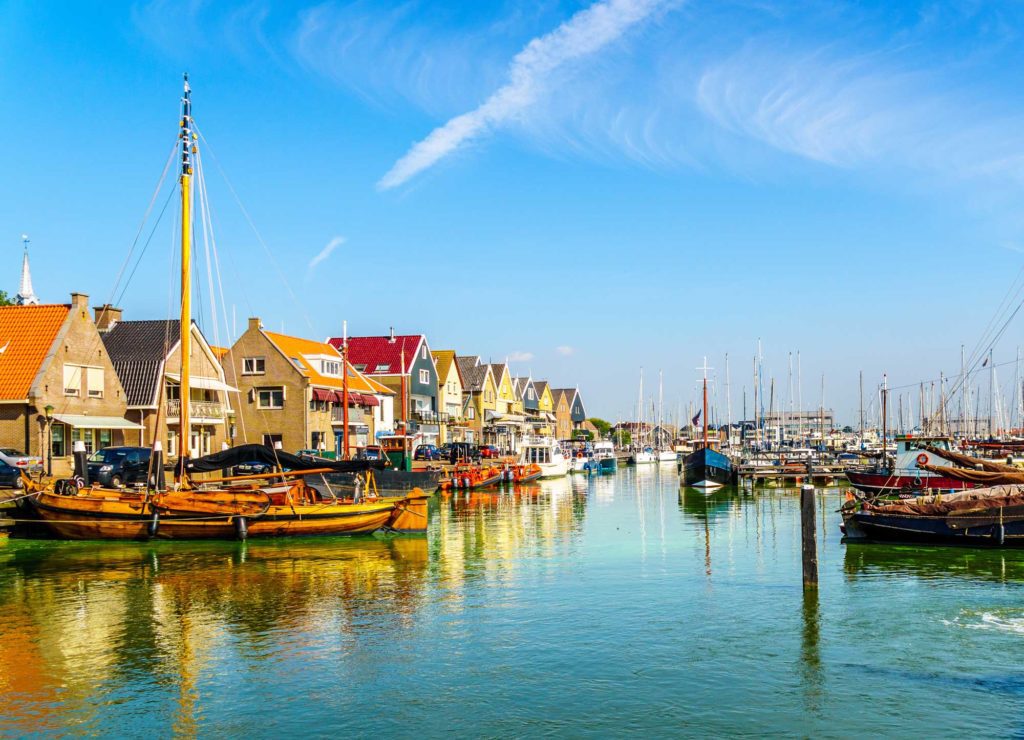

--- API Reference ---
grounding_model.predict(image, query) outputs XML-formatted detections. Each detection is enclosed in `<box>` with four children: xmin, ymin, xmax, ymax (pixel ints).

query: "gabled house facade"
<box><xmin>455</xmin><ymin>356</ymin><xmax>495</xmax><ymax>444</ymax></box>
<box><xmin>225</xmin><ymin>318</ymin><xmax>393</xmax><ymax>456</ymax></box>
<box><xmin>432</xmin><ymin>350</ymin><xmax>467</xmax><ymax>443</ymax></box>
<box><xmin>100</xmin><ymin>312</ymin><xmax>234</xmax><ymax>460</ymax></box>
<box><xmin>552</xmin><ymin>388</ymin><xmax>587</xmax><ymax>439</ymax></box>
<box><xmin>533</xmin><ymin>380</ymin><xmax>556</xmax><ymax>437</ymax></box>
<box><xmin>0</xmin><ymin>293</ymin><xmax>138</xmax><ymax>475</ymax></box>
<box><xmin>335</xmin><ymin>331</ymin><xmax>440</xmax><ymax>444</ymax></box>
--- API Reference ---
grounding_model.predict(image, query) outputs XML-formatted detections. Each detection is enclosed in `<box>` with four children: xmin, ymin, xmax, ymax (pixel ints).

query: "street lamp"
<box><xmin>44</xmin><ymin>404</ymin><xmax>54</xmax><ymax>476</ymax></box>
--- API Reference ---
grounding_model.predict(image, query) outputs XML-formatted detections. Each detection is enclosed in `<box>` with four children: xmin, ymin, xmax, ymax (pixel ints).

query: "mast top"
<box><xmin>180</xmin><ymin>73</ymin><xmax>194</xmax><ymax>178</ymax></box>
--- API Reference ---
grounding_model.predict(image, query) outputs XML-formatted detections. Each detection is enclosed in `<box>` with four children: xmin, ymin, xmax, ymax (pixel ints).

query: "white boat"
<box><xmin>656</xmin><ymin>450</ymin><xmax>677</xmax><ymax>463</ymax></box>
<box><xmin>593</xmin><ymin>441</ymin><xmax>618</xmax><ymax>473</ymax></box>
<box><xmin>631</xmin><ymin>446</ymin><xmax>657</xmax><ymax>465</ymax></box>
<box><xmin>519</xmin><ymin>436</ymin><xmax>569</xmax><ymax>478</ymax></box>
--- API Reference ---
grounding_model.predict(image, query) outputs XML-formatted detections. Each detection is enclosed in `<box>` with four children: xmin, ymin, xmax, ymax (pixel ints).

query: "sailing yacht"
<box><xmin>26</xmin><ymin>76</ymin><xmax>429</xmax><ymax>540</ymax></box>
<box><xmin>630</xmin><ymin>368</ymin><xmax>656</xmax><ymax>465</ymax></box>
<box><xmin>681</xmin><ymin>358</ymin><xmax>734</xmax><ymax>490</ymax></box>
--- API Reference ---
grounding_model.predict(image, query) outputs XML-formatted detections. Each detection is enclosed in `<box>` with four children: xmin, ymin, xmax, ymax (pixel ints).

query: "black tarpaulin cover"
<box><xmin>184</xmin><ymin>444</ymin><xmax>384</xmax><ymax>474</ymax></box>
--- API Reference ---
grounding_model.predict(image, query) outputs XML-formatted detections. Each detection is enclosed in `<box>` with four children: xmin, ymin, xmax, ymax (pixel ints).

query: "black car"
<box><xmin>0</xmin><ymin>460</ymin><xmax>24</xmax><ymax>489</ymax></box>
<box><xmin>414</xmin><ymin>444</ymin><xmax>441</xmax><ymax>461</ymax></box>
<box><xmin>446</xmin><ymin>442</ymin><xmax>478</xmax><ymax>463</ymax></box>
<box><xmin>87</xmin><ymin>446</ymin><xmax>152</xmax><ymax>487</ymax></box>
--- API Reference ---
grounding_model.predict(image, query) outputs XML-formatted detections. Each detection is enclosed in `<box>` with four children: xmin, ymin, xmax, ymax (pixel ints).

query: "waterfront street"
<box><xmin>3</xmin><ymin>472</ymin><xmax>1024</xmax><ymax>737</ymax></box>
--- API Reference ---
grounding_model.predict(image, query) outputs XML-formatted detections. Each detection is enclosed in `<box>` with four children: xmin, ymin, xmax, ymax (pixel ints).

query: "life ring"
<box><xmin>576</xmin><ymin>453</ymin><xmax>583</xmax><ymax>459</ymax></box>
<box><xmin>916</xmin><ymin>453</ymin><xmax>928</xmax><ymax>466</ymax></box>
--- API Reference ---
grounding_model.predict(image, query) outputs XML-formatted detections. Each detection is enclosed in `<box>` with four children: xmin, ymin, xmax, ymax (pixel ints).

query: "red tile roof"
<box><xmin>0</xmin><ymin>304</ymin><xmax>69</xmax><ymax>400</ymax></box>
<box><xmin>330</xmin><ymin>335</ymin><xmax>427</xmax><ymax>375</ymax></box>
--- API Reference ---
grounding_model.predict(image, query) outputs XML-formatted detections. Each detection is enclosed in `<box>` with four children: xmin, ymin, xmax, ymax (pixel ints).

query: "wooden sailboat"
<box><xmin>26</xmin><ymin>76</ymin><xmax>429</xmax><ymax>540</ymax></box>
<box><xmin>681</xmin><ymin>358</ymin><xmax>733</xmax><ymax>490</ymax></box>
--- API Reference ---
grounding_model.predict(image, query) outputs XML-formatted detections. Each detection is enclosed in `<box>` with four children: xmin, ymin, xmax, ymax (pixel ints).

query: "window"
<box><xmin>242</xmin><ymin>357</ymin><xmax>266</xmax><ymax>375</ymax></box>
<box><xmin>290</xmin><ymin>357</ymin><xmax>304</xmax><ymax>370</ymax></box>
<box><xmin>167</xmin><ymin>430</ymin><xmax>177</xmax><ymax>458</ymax></box>
<box><xmin>257</xmin><ymin>387</ymin><xmax>285</xmax><ymax>409</ymax></box>
<box><xmin>262</xmin><ymin>433</ymin><xmax>283</xmax><ymax>449</ymax></box>
<box><xmin>320</xmin><ymin>360</ymin><xmax>340</xmax><ymax>376</ymax></box>
<box><xmin>374</xmin><ymin>364</ymin><xmax>390</xmax><ymax>373</ymax></box>
<box><xmin>467</xmin><ymin>407</ymin><xmax>475</xmax><ymax>419</ymax></box>
<box><xmin>311</xmin><ymin>431</ymin><xmax>325</xmax><ymax>450</ymax></box>
<box><xmin>51</xmin><ymin>424</ymin><xmax>65</xmax><ymax>457</ymax></box>
<box><xmin>421</xmin><ymin>346</ymin><xmax>427</xmax><ymax>360</ymax></box>
<box><xmin>86</xmin><ymin>367</ymin><xmax>104</xmax><ymax>398</ymax></box>
<box><xmin>63</xmin><ymin>364</ymin><xmax>82</xmax><ymax>397</ymax></box>
<box><xmin>419</xmin><ymin>369</ymin><xmax>429</xmax><ymax>384</ymax></box>
<box><xmin>354</xmin><ymin>364</ymin><xmax>367</xmax><ymax>372</ymax></box>
<box><xmin>71</xmin><ymin>428</ymin><xmax>94</xmax><ymax>454</ymax></box>
<box><xmin>98</xmin><ymin>428</ymin><xmax>112</xmax><ymax>449</ymax></box>
<box><xmin>528</xmin><ymin>389</ymin><xmax>535</xmax><ymax>401</ymax></box>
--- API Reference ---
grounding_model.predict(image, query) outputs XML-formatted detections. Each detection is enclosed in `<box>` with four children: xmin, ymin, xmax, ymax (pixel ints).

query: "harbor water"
<box><xmin>3</xmin><ymin>468</ymin><xmax>1024</xmax><ymax>737</ymax></box>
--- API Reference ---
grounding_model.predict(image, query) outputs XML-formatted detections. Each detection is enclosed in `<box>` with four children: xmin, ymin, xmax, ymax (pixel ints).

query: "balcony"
<box><xmin>412</xmin><ymin>409</ymin><xmax>450</xmax><ymax>424</ymax></box>
<box><xmin>332</xmin><ymin>407</ymin><xmax>367</xmax><ymax>425</ymax></box>
<box><xmin>166</xmin><ymin>399</ymin><xmax>225</xmax><ymax>420</ymax></box>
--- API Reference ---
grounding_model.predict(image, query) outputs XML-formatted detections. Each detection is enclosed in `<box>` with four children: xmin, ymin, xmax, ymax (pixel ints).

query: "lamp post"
<box><xmin>44</xmin><ymin>404</ymin><xmax>54</xmax><ymax>477</ymax></box>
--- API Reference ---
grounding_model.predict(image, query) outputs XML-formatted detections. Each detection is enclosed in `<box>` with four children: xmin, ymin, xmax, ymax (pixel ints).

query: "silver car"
<box><xmin>0</xmin><ymin>448</ymin><xmax>43</xmax><ymax>474</ymax></box>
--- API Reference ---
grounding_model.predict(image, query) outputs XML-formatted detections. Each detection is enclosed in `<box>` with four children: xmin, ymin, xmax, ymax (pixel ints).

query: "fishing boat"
<box><xmin>593</xmin><ymin>441</ymin><xmax>618</xmax><ymax>473</ymax></box>
<box><xmin>844</xmin><ymin>436</ymin><xmax>983</xmax><ymax>498</ymax></box>
<box><xmin>25</xmin><ymin>77</ymin><xmax>429</xmax><ymax>540</ymax></box>
<box><xmin>841</xmin><ymin>484</ymin><xmax>1024</xmax><ymax>546</ymax></box>
<box><xmin>681</xmin><ymin>358</ymin><xmax>734</xmax><ymax>490</ymax></box>
<box><xmin>518</xmin><ymin>436</ymin><xmax>569</xmax><ymax>478</ymax></box>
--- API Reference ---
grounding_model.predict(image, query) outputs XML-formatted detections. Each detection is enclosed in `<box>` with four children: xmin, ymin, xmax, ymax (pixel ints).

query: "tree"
<box><xmin>588</xmin><ymin>417</ymin><xmax>612</xmax><ymax>439</ymax></box>
<box><xmin>0</xmin><ymin>290</ymin><xmax>14</xmax><ymax>307</ymax></box>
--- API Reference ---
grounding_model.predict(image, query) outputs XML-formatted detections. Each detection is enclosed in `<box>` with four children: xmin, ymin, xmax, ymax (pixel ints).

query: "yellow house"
<box><xmin>534</xmin><ymin>381</ymin><xmax>555</xmax><ymax>436</ymax></box>
<box><xmin>488</xmin><ymin>362</ymin><xmax>521</xmax><ymax>414</ymax></box>
<box><xmin>432</xmin><ymin>350</ymin><xmax>465</xmax><ymax>443</ymax></box>
<box><xmin>455</xmin><ymin>356</ymin><xmax>496</xmax><ymax>445</ymax></box>
<box><xmin>552</xmin><ymin>388</ymin><xmax>573</xmax><ymax>440</ymax></box>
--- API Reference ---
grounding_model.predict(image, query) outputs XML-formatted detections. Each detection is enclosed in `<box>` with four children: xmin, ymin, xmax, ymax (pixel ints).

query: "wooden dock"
<box><xmin>736</xmin><ymin>464</ymin><xmax>847</xmax><ymax>486</ymax></box>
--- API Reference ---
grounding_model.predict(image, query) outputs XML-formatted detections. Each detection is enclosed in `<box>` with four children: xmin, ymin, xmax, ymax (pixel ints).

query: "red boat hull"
<box><xmin>845</xmin><ymin>470</ymin><xmax>980</xmax><ymax>496</ymax></box>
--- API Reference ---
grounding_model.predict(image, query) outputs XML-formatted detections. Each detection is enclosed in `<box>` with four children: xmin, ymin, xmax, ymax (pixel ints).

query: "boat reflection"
<box><xmin>677</xmin><ymin>485</ymin><xmax>743</xmax><ymax>522</ymax></box>
<box><xmin>844</xmin><ymin>543</ymin><xmax>1024</xmax><ymax>584</ymax></box>
<box><xmin>0</xmin><ymin>536</ymin><xmax>429</xmax><ymax>735</ymax></box>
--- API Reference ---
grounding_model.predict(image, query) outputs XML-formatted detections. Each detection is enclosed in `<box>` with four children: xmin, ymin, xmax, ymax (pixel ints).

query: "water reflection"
<box><xmin>800</xmin><ymin>587</ymin><xmax>823</xmax><ymax>715</ymax></box>
<box><xmin>0</xmin><ymin>537</ymin><xmax>429</xmax><ymax>735</ymax></box>
<box><xmin>844</xmin><ymin>543</ymin><xmax>1024</xmax><ymax>584</ymax></box>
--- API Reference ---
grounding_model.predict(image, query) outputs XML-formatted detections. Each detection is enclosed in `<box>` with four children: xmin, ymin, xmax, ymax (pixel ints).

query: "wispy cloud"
<box><xmin>508</xmin><ymin>350</ymin><xmax>534</xmax><ymax>362</ymax></box>
<box><xmin>307</xmin><ymin>236</ymin><xmax>345</xmax><ymax>278</ymax></box>
<box><xmin>378</xmin><ymin>0</ymin><xmax>672</xmax><ymax>189</ymax></box>
<box><xmin>556</xmin><ymin>345</ymin><xmax>574</xmax><ymax>356</ymax></box>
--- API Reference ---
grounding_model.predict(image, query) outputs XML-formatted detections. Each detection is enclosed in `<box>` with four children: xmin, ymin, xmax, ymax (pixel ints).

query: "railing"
<box><xmin>166</xmin><ymin>399</ymin><xmax>224</xmax><ymax>419</ymax></box>
<box><xmin>412</xmin><ymin>410</ymin><xmax>450</xmax><ymax>424</ymax></box>
<box><xmin>332</xmin><ymin>407</ymin><xmax>367</xmax><ymax>424</ymax></box>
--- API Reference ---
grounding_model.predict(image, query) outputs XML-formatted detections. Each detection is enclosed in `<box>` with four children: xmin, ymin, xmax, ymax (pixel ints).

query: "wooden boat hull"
<box><xmin>27</xmin><ymin>489</ymin><xmax>421</xmax><ymax>540</ymax></box>
<box><xmin>845</xmin><ymin>470</ymin><xmax>976</xmax><ymax>496</ymax></box>
<box><xmin>845</xmin><ymin>508</ymin><xmax>1024</xmax><ymax>547</ymax></box>
<box><xmin>682</xmin><ymin>447</ymin><xmax>733</xmax><ymax>489</ymax></box>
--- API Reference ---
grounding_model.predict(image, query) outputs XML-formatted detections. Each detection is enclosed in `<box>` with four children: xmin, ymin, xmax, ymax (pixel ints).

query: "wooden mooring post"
<box><xmin>800</xmin><ymin>483</ymin><xmax>818</xmax><ymax>588</ymax></box>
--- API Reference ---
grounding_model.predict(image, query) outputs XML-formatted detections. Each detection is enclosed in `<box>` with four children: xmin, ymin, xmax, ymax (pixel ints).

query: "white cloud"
<box><xmin>307</xmin><ymin>236</ymin><xmax>345</xmax><ymax>277</ymax></box>
<box><xmin>508</xmin><ymin>350</ymin><xmax>534</xmax><ymax>362</ymax></box>
<box><xmin>378</xmin><ymin>0</ymin><xmax>671</xmax><ymax>189</ymax></box>
<box><xmin>556</xmin><ymin>345</ymin><xmax>574</xmax><ymax>356</ymax></box>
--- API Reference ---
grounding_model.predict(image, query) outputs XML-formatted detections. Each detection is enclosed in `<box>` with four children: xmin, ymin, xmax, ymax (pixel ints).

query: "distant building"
<box><xmin>15</xmin><ymin>238</ymin><xmax>39</xmax><ymax>306</ymax></box>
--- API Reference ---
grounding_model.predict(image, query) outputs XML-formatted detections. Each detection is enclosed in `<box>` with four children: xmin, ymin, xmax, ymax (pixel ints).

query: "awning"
<box><xmin>53</xmin><ymin>414</ymin><xmax>143</xmax><ymax>430</ymax></box>
<box><xmin>165</xmin><ymin>374</ymin><xmax>239</xmax><ymax>393</ymax></box>
<box><xmin>312</xmin><ymin>388</ymin><xmax>335</xmax><ymax>402</ymax></box>
<box><xmin>358</xmin><ymin>393</ymin><xmax>380</xmax><ymax>407</ymax></box>
<box><xmin>486</xmin><ymin>412</ymin><xmax>526</xmax><ymax>423</ymax></box>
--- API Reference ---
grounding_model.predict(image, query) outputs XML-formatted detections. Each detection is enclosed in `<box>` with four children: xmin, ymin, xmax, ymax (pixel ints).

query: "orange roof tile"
<box><xmin>210</xmin><ymin>345</ymin><xmax>230</xmax><ymax>361</ymax></box>
<box><xmin>0</xmin><ymin>304</ymin><xmax>69</xmax><ymax>400</ymax></box>
<box><xmin>263</xmin><ymin>331</ymin><xmax>393</xmax><ymax>395</ymax></box>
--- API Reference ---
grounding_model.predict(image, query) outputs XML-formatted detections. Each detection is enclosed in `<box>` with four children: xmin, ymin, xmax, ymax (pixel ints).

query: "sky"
<box><xmin>4</xmin><ymin>0</ymin><xmax>1024</xmax><ymax>427</ymax></box>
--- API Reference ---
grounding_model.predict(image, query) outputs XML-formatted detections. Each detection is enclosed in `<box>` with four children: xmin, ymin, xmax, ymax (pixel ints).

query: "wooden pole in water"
<box><xmin>800</xmin><ymin>483</ymin><xmax>818</xmax><ymax>588</ymax></box>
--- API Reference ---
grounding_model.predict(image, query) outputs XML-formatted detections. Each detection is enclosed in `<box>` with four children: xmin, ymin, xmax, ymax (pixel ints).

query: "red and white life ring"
<box><xmin>916</xmin><ymin>453</ymin><xmax>928</xmax><ymax>466</ymax></box>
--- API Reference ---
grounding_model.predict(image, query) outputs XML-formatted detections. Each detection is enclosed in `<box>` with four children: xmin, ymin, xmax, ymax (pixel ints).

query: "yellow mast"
<box><xmin>179</xmin><ymin>74</ymin><xmax>195</xmax><ymax>476</ymax></box>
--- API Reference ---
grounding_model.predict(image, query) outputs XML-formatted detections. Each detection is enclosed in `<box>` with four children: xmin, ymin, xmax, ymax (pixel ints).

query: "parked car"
<box><xmin>414</xmin><ymin>444</ymin><xmax>441</xmax><ymax>461</ymax></box>
<box><xmin>438</xmin><ymin>443</ymin><xmax>453</xmax><ymax>459</ymax></box>
<box><xmin>0</xmin><ymin>460</ymin><xmax>25</xmax><ymax>488</ymax></box>
<box><xmin>234</xmin><ymin>461</ymin><xmax>274</xmax><ymax>475</ymax></box>
<box><xmin>478</xmin><ymin>445</ymin><xmax>500</xmax><ymax>459</ymax></box>
<box><xmin>0</xmin><ymin>448</ymin><xmax>42</xmax><ymax>472</ymax></box>
<box><xmin>86</xmin><ymin>446</ymin><xmax>152</xmax><ymax>487</ymax></box>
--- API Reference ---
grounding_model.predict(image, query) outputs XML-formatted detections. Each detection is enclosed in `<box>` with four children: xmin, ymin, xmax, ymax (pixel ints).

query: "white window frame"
<box><xmin>63</xmin><ymin>364</ymin><xmax>82</xmax><ymax>397</ymax></box>
<box><xmin>419</xmin><ymin>369</ymin><xmax>429</xmax><ymax>384</ymax></box>
<box><xmin>242</xmin><ymin>357</ymin><xmax>266</xmax><ymax>375</ymax></box>
<box><xmin>257</xmin><ymin>387</ymin><xmax>285</xmax><ymax>409</ymax></box>
<box><xmin>86</xmin><ymin>366</ymin><xmax>104</xmax><ymax>398</ymax></box>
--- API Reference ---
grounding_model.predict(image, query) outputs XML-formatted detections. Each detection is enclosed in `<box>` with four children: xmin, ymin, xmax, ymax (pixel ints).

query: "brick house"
<box><xmin>225</xmin><ymin>318</ymin><xmax>393</xmax><ymax>455</ymax></box>
<box><xmin>334</xmin><ymin>331</ymin><xmax>439</xmax><ymax>445</ymax></box>
<box><xmin>98</xmin><ymin>311</ymin><xmax>235</xmax><ymax>459</ymax></box>
<box><xmin>552</xmin><ymin>388</ymin><xmax>587</xmax><ymax>440</ymax></box>
<box><xmin>0</xmin><ymin>293</ymin><xmax>137</xmax><ymax>475</ymax></box>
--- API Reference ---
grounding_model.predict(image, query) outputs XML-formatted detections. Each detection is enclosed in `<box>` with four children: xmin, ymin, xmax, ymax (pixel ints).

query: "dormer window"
<box><xmin>320</xmin><ymin>360</ymin><xmax>340</xmax><ymax>376</ymax></box>
<box><xmin>375</xmin><ymin>364</ymin><xmax>390</xmax><ymax>372</ymax></box>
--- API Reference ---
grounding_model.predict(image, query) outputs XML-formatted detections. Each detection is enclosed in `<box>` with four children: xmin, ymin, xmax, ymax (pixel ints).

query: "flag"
<box><xmin>692</xmin><ymin>410</ymin><xmax>701</xmax><ymax>426</ymax></box>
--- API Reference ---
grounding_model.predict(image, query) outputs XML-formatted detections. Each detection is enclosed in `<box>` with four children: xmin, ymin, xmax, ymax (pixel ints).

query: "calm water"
<box><xmin>3</xmin><ymin>468</ymin><xmax>1024</xmax><ymax>737</ymax></box>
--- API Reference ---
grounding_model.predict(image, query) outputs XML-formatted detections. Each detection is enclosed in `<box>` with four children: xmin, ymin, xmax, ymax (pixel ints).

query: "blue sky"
<box><xmin>4</xmin><ymin>0</ymin><xmax>1024</xmax><ymax>426</ymax></box>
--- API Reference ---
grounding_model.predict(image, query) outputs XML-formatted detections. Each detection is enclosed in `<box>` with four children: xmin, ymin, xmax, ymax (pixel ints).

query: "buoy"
<box><xmin>148</xmin><ymin>511</ymin><xmax>160</xmax><ymax>538</ymax></box>
<box><xmin>235</xmin><ymin>516</ymin><xmax>248</xmax><ymax>541</ymax></box>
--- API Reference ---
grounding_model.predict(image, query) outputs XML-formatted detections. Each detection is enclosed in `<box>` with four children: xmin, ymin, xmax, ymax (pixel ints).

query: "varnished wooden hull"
<box><xmin>28</xmin><ymin>490</ymin><xmax>418</xmax><ymax>541</ymax></box>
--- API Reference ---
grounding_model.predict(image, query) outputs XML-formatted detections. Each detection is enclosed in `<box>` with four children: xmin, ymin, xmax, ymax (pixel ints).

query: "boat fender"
<box><xmin>916</xmin><ymin>453</ymin><xmax>928</xmax><ymax>466</ymax></box>
<box><xmin>996</xmin><ymin>523</ymin><xmax>1006</xmax><ymax>546</ymax></box>
<box><xmin>148</xmin><ymin>511</ymin><xmax>160</xmax><ymax>538</ymax></box>
<box><xmin>235</xmin><ymin>516</ymin><xmax>248</xmax><ymax>541</ymax></box>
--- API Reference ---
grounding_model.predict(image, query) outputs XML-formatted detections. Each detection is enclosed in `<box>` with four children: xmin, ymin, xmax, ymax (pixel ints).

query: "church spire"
<box><xmin>16</xmin><ymin>234</ymin><xmax>39</xmax><ymax>306</ymax></box>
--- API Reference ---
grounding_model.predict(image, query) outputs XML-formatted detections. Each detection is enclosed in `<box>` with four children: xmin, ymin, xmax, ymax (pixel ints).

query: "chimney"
<box><xmin>388</xmin><ymin>326</ymin><xmax>395</xmax><ymax>343</ymax></box>
<box><xmin>248</xmin><ymin>317</ymin><xmax>262</xmax><ymax>332</ymax></box>
<box><xmin>94</xmin><ymin>304</ymin><xmax>122</xmax><ymax>332</ymax></box>
<box><xmin>70</xmin><ymin>292</ymin><xmax>89</xmax><ymax>310</ymax></box>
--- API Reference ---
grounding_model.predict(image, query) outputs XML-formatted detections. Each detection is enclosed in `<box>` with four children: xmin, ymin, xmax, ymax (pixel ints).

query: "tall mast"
<box><xmin>990</xmin><ymin>348</ymin><xmax>995</xmax><ymax>439</ymax></box>
<box><xmin>658</xmin><ymin>369</ymin><xmax>663</xmax><ymax>449</ymax></box>
<box><xmin>638</xmin><ymin>367</ymin><xmax>644</xmax><ymax>446</ymax></box>
<box><xmin>881</xmin><ymin>374</ymin><xmax>888</xmax><ymax>464</ymax></box>
<box><xmin>698</xmin><ymin>357</ymin><xmax>712</xmax><ymax>449</ymax></box>
<box><xmin>725</xmin><ymin>353</ymin><xmax>732</xmax><ymax>448</ymax></box>
<box><xmin>858</xmin><ymin>370</ymin><xmax>864</xmax><ymax>446</ymax></box>
<box><xmin>797</xmin><ymin>351</ymin><xmax>803</xmax><ymax>442</ymax></box>
<box><xmin>179</xmin><ymin>74</ymin><xmax>195</xmax><ymax>469</ymax></box>
<box><xmin>751</xmin><ymin>356</ymin><xmax>757</xmax><ymax>448</ymax></box>
<box><xmin>341</xmin><ymin>320</ymin><xmax>349</xmax><ymax>459</ymax></box>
